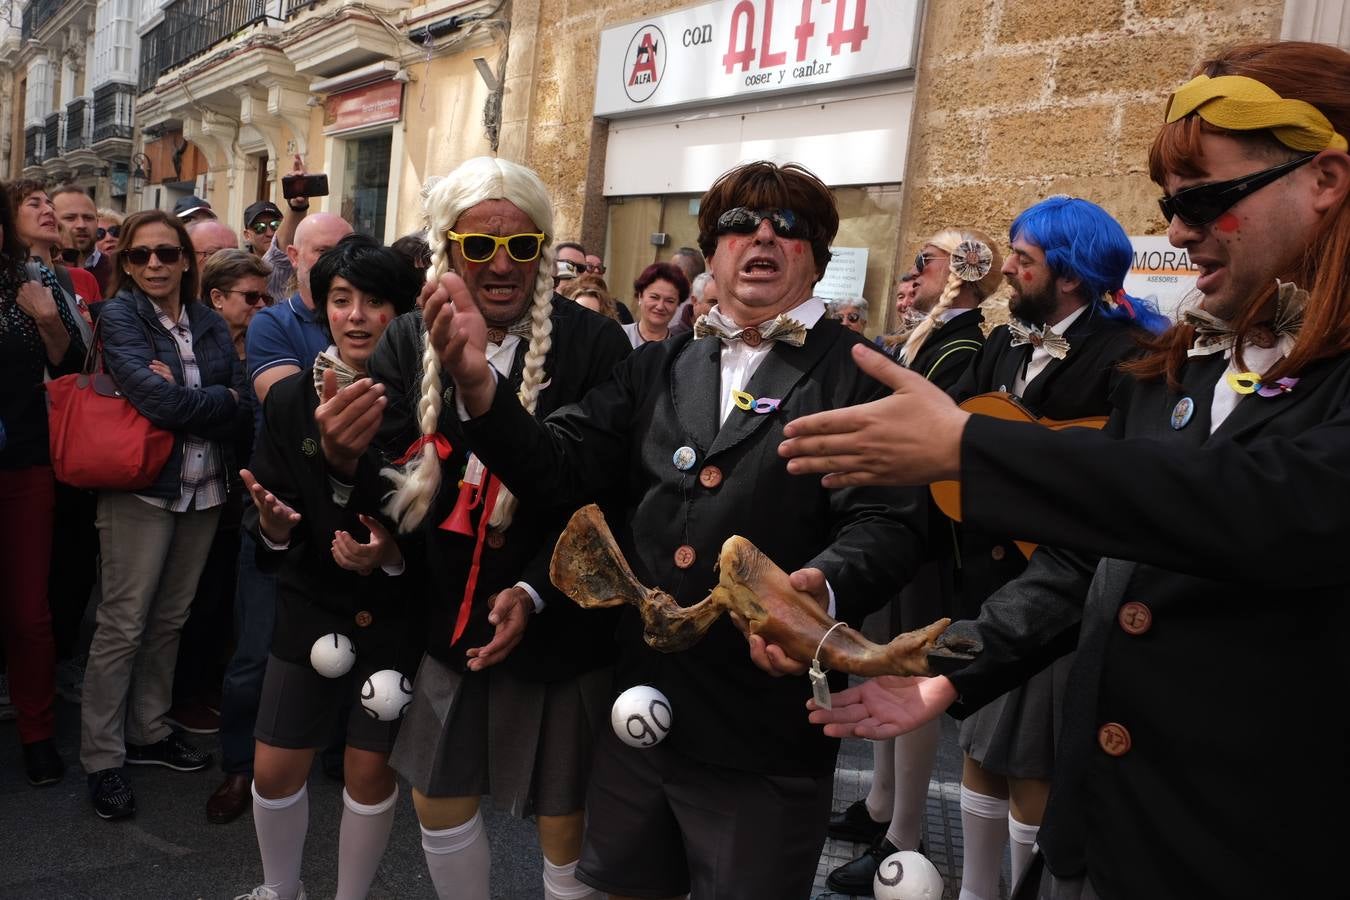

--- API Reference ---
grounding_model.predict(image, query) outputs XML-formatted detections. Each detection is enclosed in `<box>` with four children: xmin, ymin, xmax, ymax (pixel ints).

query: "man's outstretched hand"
<box><xmin>778</xmin><ymin>343</ymin><xmax>970</xmax><ymax>487</ymax></box>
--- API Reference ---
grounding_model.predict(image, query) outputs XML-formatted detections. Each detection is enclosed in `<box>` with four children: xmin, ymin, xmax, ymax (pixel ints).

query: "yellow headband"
<box><xmin>1164</xmin><ymin>74</ymin><xmax>1348</xmax><ymax>153</ymax></box>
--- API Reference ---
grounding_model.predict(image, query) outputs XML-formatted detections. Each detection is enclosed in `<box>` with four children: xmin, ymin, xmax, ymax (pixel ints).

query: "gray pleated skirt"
<box><xmin>958</xmin><ymin>651</ymin><xmax>1074</xmax><ymax>779</ymax></box>
<box><xmin>389</xmin><ymin>652</ymin><xmax>613</xmax><ymax>818</ymax></box>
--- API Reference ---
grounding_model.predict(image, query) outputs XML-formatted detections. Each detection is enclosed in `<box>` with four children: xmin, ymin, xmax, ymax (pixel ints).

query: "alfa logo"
<box><xmin>624</xmin><ymin>24</ymin><xmax>666</xmax><ymax>103</ymax></box>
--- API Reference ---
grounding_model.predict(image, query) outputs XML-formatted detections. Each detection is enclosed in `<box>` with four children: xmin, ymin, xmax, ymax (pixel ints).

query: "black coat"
<box><xmin>244</xmin><ymin>369</ymin><xmax>424</xmax><ymax>673</ymax></box>
<box><xmin>368</xmin><ymin>301</ymin><xmax>632</xmax><ymax>681</ymax></box>
<box><xmin>462</xmin><ymin>319</ymin><xmax>925</xmax><ymax>776</ymax></box>
<box><xmin>947</xmin><ymin>311</ymin><xmax>1142</xmax><ymax>618</ymax></box>
<box><xmin>905</xmin><ymin>307</ymin><xmax>986</xmax><ymax>390</ymax></box>
<box><xmin>942</xmin><ymin>349</ymin><xmax>1350</xmax><ymax>898</ymax></box>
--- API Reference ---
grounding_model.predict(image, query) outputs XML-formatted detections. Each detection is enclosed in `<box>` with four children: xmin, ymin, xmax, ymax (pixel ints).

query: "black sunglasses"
<box><xmin>58</xmin><ymin>248</ymin><xmax>80</xmax><ymax>264</ymax></box>
<box><xmin>914</xmin><ymin>251</ymin><xmax>940</xmax><ymax>272</ymax></box>
<box><xmin>249</xmin><ymin>219</ymin><xmax>282</xmax><ymax>235</ymax></box>
<box><xmin>843</xmin><ymin>312</ymin><xmax>862</xmax><ymax>323</ymax></box>
<box><xmin>123</xmin><ymin>245</ymin><xmax>184</xmax><ymax>266</ymax></box>
<box><xmin>227</xmin><ymin>289</ymin><xmax>271</xmax><ymax>306</ymax></box>
<box><xmin>1158</xmin><ymin>154</ymin><xmax>1316</xmax><ymax>227</ymax></box>
<box><xmin>96</xmin><ymin>225</ymin><xmax>120</xmax><ymax>240</ymax></box>
<box><xmin>715</xmin><ymin>207</ymin><xmax>809</xmax><ymax>240</ymax></box>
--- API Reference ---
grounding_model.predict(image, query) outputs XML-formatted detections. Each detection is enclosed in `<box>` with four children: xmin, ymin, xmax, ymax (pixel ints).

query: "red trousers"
<box><xmin>0</xmin><ymin>466</ymin><xmax>57</xmax><ymax>743</ymax></box>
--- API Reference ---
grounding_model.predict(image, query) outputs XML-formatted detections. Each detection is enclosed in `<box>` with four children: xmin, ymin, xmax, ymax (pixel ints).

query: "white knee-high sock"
<box><xmin>885</xmin><ymin>717</ymin><xmax>940</xmax><ymax>851</ymax></box>
<box><xmin>865</xmin><ymin>737</ymin><xmax>896</xmax><ymax>823</ymax></box>
<box><xmin>957</xmin><ymin>786</ymin><xmax>1009</xmax><ymax>900</ymax></box>
<box><xmin>420</xmin><ymin>812</ymin><xmax>490</xmax><ymax>900</ymax></box>
<box><xmin>542</xmin><ymin>857</ymin><xmax>599</xmax><ymax>900</ymax></box>
<box><xmin>335</xmin><ymin>786</ymin><xmax>398</xmax><ymax>900</ymax></box>
<box><xmin>1007</xmin><ymin>812</ymin><xmax>1040</xmax><ymax>889</ymax></box>
<box><xmin>252</xmin><ymin>782</ymin><xmax>308</xmax><ymax>900</ymax></box>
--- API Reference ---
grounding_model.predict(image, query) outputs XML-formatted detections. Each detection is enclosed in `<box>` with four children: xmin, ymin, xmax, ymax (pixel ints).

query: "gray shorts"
<box><xmin>254</xmin><ymin>653</ymin><xmax>401</xmax><ymax>754</ymax></box>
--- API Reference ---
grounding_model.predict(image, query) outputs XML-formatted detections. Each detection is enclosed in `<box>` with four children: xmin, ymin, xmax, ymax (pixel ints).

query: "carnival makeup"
<box><xmin>1157</xmin><ymin>154</ymin><xmax>1315</xmax><ymax>226</ymax></box>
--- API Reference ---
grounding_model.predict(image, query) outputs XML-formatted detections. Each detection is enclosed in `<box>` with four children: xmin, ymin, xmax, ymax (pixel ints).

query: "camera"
<box><xmin>281</xmin><ymin>173</ymin><xmax>330</xmax><ymax>199</ymax></box>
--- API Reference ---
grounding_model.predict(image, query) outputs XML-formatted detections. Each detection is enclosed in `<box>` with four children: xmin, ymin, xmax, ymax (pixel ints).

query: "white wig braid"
<box><xmin>900</xmin><ymin>228</ymin><xmax>1001</xmax><ymax>366</ymax></box>
<box><xmin>381</xmin><ymin>156</ymin><xmax>556</xmax><ymax>534</ymax></box>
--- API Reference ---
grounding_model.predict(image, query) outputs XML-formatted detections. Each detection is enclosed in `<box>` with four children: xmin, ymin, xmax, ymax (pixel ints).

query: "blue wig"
<box><xmin>1010</xmin><ymin>196</ymin><xmax>1170</xmax><ymax>334</ymax></box>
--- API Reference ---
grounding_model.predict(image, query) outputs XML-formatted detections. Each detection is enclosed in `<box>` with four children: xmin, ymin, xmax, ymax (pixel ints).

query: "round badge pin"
<box><xmin>1170</xmin><ymin>397</ymin><xmax>1194</xmax><ymax>430</ymax></box>
<box><xmin>672</xmin><ymin>446</ymin><xmax>697</xmax><ymax>471</ymax></box>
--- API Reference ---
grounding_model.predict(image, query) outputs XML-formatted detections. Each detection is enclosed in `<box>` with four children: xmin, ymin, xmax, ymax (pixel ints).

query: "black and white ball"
<box><xmin>360</xmin><ymin>669</ymin><xmax>414</xmax><ymax>721</ymax></box>
<box><xmin>873</xmin><ymin>850</ymin><xmax>944</xmax><ymax>900</ymax></box>
<box><xmin>310</xmin><ymin>633</ymin><xmax>356</xmax><ymax>678</ymax></box>
<box><xmin>611</xmin><ymin>685</ymin><xmax>672</xmax><ymax>748</ymax></box>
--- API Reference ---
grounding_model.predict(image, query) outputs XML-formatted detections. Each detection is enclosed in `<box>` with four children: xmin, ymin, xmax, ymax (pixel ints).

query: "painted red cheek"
<box><xmin>380</xmin><ymin>314</ymin><xmax>388</xmax><ymax>324</ymax></box>
<box><xmin>1215</xmin><ymin>213</ymin><xmax>1241</xmax><ymax>233</ymax></box>
<box><xmin>794</xmin><ymin>244</ymin><xmax>803</xmax><ymax>254</ymax></box>
<box><xmin>1021</xmin><ymin>271</ymin><xmax>1033</xmax><ymax>282</ymax></box>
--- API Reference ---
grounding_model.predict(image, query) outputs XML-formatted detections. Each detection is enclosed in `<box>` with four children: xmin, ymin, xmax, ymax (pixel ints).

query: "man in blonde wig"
<box><xmin>367</xmin><ymin>156</ymin><xmax>630</xmax><ymax>900</ymax></box>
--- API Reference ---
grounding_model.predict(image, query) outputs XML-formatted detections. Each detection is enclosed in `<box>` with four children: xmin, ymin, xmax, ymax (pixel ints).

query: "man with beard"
<box><xmin>787</xmin><ymin>39</ymin><xmax>1350</xmax><ymax>900</ymax></box>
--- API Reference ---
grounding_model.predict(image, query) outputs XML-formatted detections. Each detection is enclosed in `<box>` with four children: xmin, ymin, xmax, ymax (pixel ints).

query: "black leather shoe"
<box><xmin>826</xmin><ymin>799</ymin><xmax>890</xmax><ymax>844</ymax></box>
<box><xmin>126</xmin><ymin>733</ymin><xmax>211</xmax><ymax>772</ymax></box>
<box><xmin>23</xmin><ymin>738</ymin><xmax>66</xmax><ymax>786</ymax></box>
<box><xmin>827</xmin><ymin>836</ymin><xmax>899</xmax><ymax>896</ymax></box>
<box><xmin>89</xmin><ymin>768</ymin><xmax>136</xmax><ymax>820</ymax></box>
<box><xmin>207</xmin><ymin>773</ymin><xmax>252</xmax><ymax>824</ymax></box>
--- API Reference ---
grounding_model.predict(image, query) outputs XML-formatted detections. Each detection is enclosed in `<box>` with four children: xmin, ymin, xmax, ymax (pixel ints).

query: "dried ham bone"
<box><xmin>549</xmin><ymin>504</ymin><xmax>980</xmax><ymax>676</ymax></box>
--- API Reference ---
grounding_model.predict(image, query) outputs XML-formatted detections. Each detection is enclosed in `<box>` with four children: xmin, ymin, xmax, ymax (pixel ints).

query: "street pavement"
<box><xmin>2</xmin><ymin>698</ymin><xmax>999</xmax><ymax>899</ymax></box>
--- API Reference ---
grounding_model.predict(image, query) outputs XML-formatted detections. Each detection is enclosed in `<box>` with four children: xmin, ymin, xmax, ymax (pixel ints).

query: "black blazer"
<box><xmin>942</xmin><ymin>349</ymin><xmax>1350</xmax><ymax>898</ymax></box>
<box><xmin>947</xmin><ymin>310</ymin><xmax>1142</xmax><ymax>618</ymax></box>
<box><xmin>368</xmin><ymin>301</ymin><xmax>632</xmax><ymax>681</ymax></box>
<box><xmin>462</xmin><ymin>319</ymin><xmax>925</xmax><ymax>776</ymax></box>
<box><xmin>905</xmin><ymin>307</ymin><xmax>986</xmax><ymax>390</ymax></box>
<box><xmin>244</xmin><ymin>369</ymin><xmax>424</xmax><ymax>673</ymax></box>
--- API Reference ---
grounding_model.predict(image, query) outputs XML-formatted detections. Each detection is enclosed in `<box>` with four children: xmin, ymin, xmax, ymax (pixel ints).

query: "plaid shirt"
<box><xmin>135</xmin><ymin>304</ymin><xmax>226</xmax><ymax>512</ymax></box>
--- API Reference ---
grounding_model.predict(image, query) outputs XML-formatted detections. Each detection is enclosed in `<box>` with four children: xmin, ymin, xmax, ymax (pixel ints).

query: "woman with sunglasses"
<box><xmin>97</xmin><ymin>211</ymin><xmax>123</xmax><ymax>258</ymax></box>
<box><xmin>79</xmin><ymin>209</ymin><xmax>248</xmax><ymax>821</ymax></box>
<box><xmin>831</xmin><ymin>297</ymin><xmax>869</xmax><ymax>335</ymax></box>
<box><xmin>204</xmin><ymin>249</ymin><xmax>273</xmax><ymax>360</ymax></box>
<box><xmin>623</xmin><ymin>261</ymin><xmax>688</xmax><ymax>348</ymax></box>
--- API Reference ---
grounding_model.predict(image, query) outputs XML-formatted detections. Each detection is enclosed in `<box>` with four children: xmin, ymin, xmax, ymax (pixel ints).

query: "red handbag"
<box><xmin>45</xmin><ymin>317</ymin><xmax>174</xmax><ymax>490</ymax></box>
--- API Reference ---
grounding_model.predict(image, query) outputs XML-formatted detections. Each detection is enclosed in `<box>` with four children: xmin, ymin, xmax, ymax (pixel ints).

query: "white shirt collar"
<box><xmin>706</xmin><ymin>295</ymin><xmax>827</xmax><ymax>333</ymax></box>
<box><xmin>1045</xmin><ymin>304</ymin><xmax>1087</xmax><ymax>335</ymax></box>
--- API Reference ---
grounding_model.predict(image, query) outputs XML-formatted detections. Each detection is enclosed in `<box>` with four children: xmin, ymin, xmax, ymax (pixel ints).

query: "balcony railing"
<box><xmin>24</xmin><ymin>127</ymin><xmax>46</xmax><ymax>168</ymax></box>
<box><xmin>285</xmin><ymin>0</ymin><xmax>314</xmax><ymax>17</ymax></box>
<box><xmin>64</xmin><ymin>98</ymin><xmax>91</xmax><ymax>152</ymax></box>
<box><xmin>20</xmin><ymin>0</ymin><xmax>64</xmax><ymax>41</ymax></box>
<box><xmin>138</xmin><ymin>0</ymin><xmax>270</xmax><ymax>93</ymax></box>
<box><xmin>45</xmin><ymin>111</ymin><xmax>64</xmax><ymax>161</ymax></box>
<box><xmin>92</xmin><ymin>82</ymin><xmax>136</xmax><ymax>144</ymax></box>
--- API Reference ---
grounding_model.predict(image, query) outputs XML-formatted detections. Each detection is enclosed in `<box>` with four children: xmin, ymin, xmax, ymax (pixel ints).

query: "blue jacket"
<box><xmin>100</xmin><ymin>287</ymin><xmax>248</xmax><ymax>499</ymax></box>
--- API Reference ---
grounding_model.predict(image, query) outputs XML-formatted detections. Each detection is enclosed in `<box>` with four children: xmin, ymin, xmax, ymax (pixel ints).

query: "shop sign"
<box><xmin>814</xmin><ymin>246</ymin><xmax>868</xmax><ymax>300</ymax></box>
<box><xmin>1124</xmin><ymin>235</ymin><xmax>1200</xmax><ymax>319</ymax></box>
<box><xmin>595</xmin><ymin>0</ymin><xmax>920</xmax><ymax>117</ymax></box>
<box><xmin>324</xmin><ymin>80</ymin><xmax>404</xmax><ymax>135</ymax></box>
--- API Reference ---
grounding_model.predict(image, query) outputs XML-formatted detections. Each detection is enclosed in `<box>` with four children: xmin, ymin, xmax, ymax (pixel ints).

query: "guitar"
<box><xmin>929</xmin><ymin>392</ymin><xmax>1109</xmax><ymax>559</ymax></box>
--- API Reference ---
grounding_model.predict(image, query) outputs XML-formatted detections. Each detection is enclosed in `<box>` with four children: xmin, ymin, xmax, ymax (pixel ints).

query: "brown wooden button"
<box><xmin>674</xmin><ymin>545</ymin><xmax>696</xmax><ymax>569</ymax></box>
<box><xmin>698</xmin><ymin>465</ymin><xmax>723</xmax><ymax>489</ymax></box>
<box><xmin>355</xmin><ymin>610</ymin><xmax>373</xmax><ymax>628</ymax></box>
<box><xmin>740</xmin><ymin>328</ymin><xmax>763</xmax><ymax>348</ymax></box>
<box><xmin>1118</xmin><ymin>601</ymin><xmax>1152</xmax><ymax>636</ymax></box>
<box><xmin>487</xmin><ymin>530</ymin><xmax>506</xmax><ymax>549</ymax></box>
<box><xmin>991</xmin><ymin>545</ymin><xmax>1006</xmax><ymax>561</ymax></box>
<box><xmin>1097</xmin><ymin>722</ymin><xmax>1131</xmax><ymax>757</ymax></box>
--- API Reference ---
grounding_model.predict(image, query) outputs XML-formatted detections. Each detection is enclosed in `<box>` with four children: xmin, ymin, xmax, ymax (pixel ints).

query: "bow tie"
<box><xmin>1008</xmin><ymin>319</ymin><xmax>1070</xmax><ymax>360</ymax></box>
<box><xmin>485</xmin><ymin>316</ymin><xmax>534</xmax><ymax>346</ymax></box>
<box><xmin>693</xmin><ymin>312</ymin><xmax>808</xmax><ymax>348</ymax></box>
<box><xmin>1183</xmin><ymin>280</ymin><xmax>1306</xmax><ymax>358</ymax></box>
<box><xmin>313</xmin><ymin>349</ymin><xmax>360</xmax><ymax>399</ymax></box>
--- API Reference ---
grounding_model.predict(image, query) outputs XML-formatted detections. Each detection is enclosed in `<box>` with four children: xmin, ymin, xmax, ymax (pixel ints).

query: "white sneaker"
<box><xmin>233</xmin><ymin>886</ymin><xmax>305</xmax><ymax>900</ymax></box>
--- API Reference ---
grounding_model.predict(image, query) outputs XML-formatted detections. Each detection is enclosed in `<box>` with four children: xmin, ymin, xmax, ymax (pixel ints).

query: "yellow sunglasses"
<box><xmin>446</xmin><ymin>230</ymin><xmax>546</xmax><ymax>263</ymax></box>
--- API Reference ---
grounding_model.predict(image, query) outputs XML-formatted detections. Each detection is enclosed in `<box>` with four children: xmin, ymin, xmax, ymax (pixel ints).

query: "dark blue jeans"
<box><xmin>218</xmin><ymin>530</ymin><xmax>277</xmax><ymax>775</ymax></box>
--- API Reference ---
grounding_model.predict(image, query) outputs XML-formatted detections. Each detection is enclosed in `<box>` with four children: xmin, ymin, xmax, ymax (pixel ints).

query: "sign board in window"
<box><xmin>324</xmin><ymin>80</ymin><xmax>404</xmax><ymax>135</ymax></box>
<box><xmin>594</xmin><ymin>0</ymin><xmax>920</xmax><ymax>118</ymax></box>
<box><xmin>813</xmin><ymin>246</ymin><xmax>868</xmax><ymax>300</ymax></box>
<box><xmin>1125</xmin><ymin>236</ymin><xmax>1200</xmax><ymax>319</ymax></box>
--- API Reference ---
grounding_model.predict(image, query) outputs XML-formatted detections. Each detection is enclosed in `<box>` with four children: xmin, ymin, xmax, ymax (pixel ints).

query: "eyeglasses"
<box><xmin>844</xmin><ymin>312</ymin><xmax>862</xmax><ymax>323</ymax></box>
<box><xmin>1158</xmin><ymin>154</ymin><xmax>1316</xmax><ymax>227</ymax></box>
<box><xmin>227</xmin><ymin>289</ymin><xmax>270</xmax><ymax>306</ymax></box>
<box><xmin>96</xmin><ymin>225</ymin><xmax>119</xmax><ymax>240</ymax></box>
<box><xmin>714</xmin><ymin>207</ymin><xmax>809</xmax><ymax>240</ymax></box>
<box><xmin>58</xmin><ymin>248</ymin><xmax>80</xmax><ymax>264</ymax></box>
<box><xmin>123</xmin><ymin>245</ymin><xmax>184</xmax><ymax>266</ymax></box>
<box><xmin>587</xmin><ymin>263</ymin><xmax>606</xmax><ymax>274</ymax></box>
<box><xmin>249</xmin><ymin>219</ymin><xmax>282</xmax><ymax>234</ymax></box>
<box><xmin>445</xmin><ymin>230</ymin><xmax>546</xmax><ymax>263</ymax></box>
<box><xmin>914</xmin><ymin>251</ymin><xmax>944</xmax><ymax>273</ymax></box>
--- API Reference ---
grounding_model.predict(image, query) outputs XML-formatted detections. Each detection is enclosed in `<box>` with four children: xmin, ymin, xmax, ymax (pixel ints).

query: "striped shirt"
<box><xmin>136</xmin><ymin>303</ymin><xmax>226</xmax><ymax>512</ymax></box>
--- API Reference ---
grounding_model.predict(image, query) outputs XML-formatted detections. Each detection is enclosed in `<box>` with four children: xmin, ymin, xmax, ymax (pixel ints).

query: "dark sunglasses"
<box><xmin>249</xmin><ymin>219</ymin><xmax>282</xmax><ymax>234</ymax></box>
<box><xmin>446</xmin><ymin>230</ymin><xmax>545</xmax><ymax>263</ymax></box>
<box><xmin>1158</xmin><ymin>154</ymin><xmax>1316</xmax><ymax>227</ymax></box>
<box><xmin>123</xmin><ymin>245</ymin><xmax>184</xmax><ymax>266</ymax></box>
<box><xmin>843</xmin><ymin>312</ymin><xmax>862</xmax><ymax>323</ymax></box>
<box><xmin>914</xmin><ymin>251</ymin><xmax>937</xmax><ymax>272</ymax></box>
<box><xmin>58</xmin><ymin>248</ymin><xmax>80</xmax><ymax>264</ymax></box>
<box><xmin>715</xmin><ymin>207</ymin><xmax>809</xmax><ymax>240</ymax></box>
<box><xmin>227</xmin><ymin>289</ymin><xmax>270</xmax><ymax>306</ymax></box>
<box><xmin>96</xmin><ymin>225</ymin><xmax>120</xmax><ymax>240</ymax></box>
<box><xmin>587</xmin><ymin>263</ymin><xmax>606</xmax><ymax>274</ymax></box>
